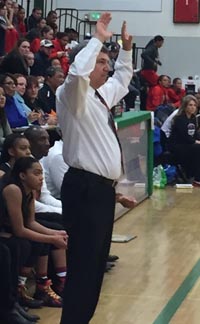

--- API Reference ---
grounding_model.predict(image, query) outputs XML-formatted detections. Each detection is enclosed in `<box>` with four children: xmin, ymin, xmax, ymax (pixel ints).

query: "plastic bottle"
<box><xmin>153</xmin><ymin>165</ymin><xmax>167</xmax><ymax>189</ymax></box>
<box><xmin>134</xmin><ymin>95</ymin><xmax>140</xmax><ymax>111</ymax></box>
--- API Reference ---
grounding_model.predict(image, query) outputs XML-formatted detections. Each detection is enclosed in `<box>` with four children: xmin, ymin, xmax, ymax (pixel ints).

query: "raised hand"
<box><xmin>121</xmin><ymin>21</ymin><xmax>133</xmax><ymax>51</ymax></box>
<box><xmin>94</xmin><ymin>12</ymin><xmax>113</xmax><ymax>43</ymax></box>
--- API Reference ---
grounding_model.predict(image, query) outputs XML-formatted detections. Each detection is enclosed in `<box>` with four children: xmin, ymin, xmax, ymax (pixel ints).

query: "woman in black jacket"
<box><xmin>0</xmin><ymin>38</ymin><xmax>30</xmax><ymax>75</ymax></box>
<box><xmin>169</xmin><ymin>95</ymin><xmax>200</xmax><ymax>185</ymax></box>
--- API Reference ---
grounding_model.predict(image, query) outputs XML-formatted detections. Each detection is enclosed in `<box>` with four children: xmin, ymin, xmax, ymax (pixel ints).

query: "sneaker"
<box><xmin>18</xmin><ymin>285</ymin><xmax>43</xmax><ymax>309</ymax></box>
<box><xmin>107</xmin><ymin>254</ymin><xmax>119</xmax><ymax>262</ymax></box>
<box><xmin>14</xmin><ymin>302</ymin><xmax>40</xmax><ymax>322</ymax></box>
<box><xmin>51</xmin><ymin>277</ymin><xmax>66</xmax><ymax>298</ymax></box>
<box><xmin>193</xmin><ymin>181</ymin><xmax>200</xmax><ymax>187</ymax></box>
<box><xmin>34</xmin><ymin>279</ymin><xmax>62</xmax><ymax>307</ymax></box>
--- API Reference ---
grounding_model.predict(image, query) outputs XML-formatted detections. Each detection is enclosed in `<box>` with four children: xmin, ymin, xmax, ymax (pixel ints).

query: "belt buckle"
<box><xmin>112</xmin><ymin>180</ymin><xmax>118</xmax><ymax>188</ymax></box>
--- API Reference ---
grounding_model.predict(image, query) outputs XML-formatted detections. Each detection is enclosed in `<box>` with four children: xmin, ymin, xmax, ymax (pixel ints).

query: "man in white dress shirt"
<box><xmin>56</xmin><ymin>13</ymin><xmax>134</xmax><ymax>324</ymax></box>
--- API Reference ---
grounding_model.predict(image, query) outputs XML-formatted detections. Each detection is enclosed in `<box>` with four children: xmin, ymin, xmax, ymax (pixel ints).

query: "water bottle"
<box><xmin>134</xmin><ymin>95</ymin><xmax>140</xmax><ymax>111</ymax></box>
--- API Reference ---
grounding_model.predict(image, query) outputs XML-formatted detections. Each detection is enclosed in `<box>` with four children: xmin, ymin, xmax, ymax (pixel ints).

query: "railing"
<box><xmin>17</xmin><ymin>1</ymin><xmax>144</xmax><ymax>68</ymax></box>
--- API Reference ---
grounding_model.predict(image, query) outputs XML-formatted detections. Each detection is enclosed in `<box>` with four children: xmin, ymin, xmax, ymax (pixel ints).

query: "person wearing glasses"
<box><xmin>0</xmin><ymin>73</ymin><xmax>29</xmax><ymax>128</ymax></box>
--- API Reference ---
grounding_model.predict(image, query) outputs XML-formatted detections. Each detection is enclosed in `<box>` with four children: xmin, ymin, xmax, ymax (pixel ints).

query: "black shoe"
<box><xmin>107</xmin><ymin>254</ymin><xmax>119</xmax><ymax>262</ymax></box>
<box><xmin>15</xmin><ymin>302</ymin><xmax>40</xmax><ymax>322</ymax></box>
<box><xmin>18</xmin><ymin>285</ymin><xmax>44</xmax><ymax>309</ymax></box>
<box><xmin>0</xmin><ymin>308</ymin><xmax>36</xmax><ymax>324</ymax></box>
<box><xmin>105</xmin><ymin>263</ymin><xmax>112</xmax><ymax>273</ymax></box>
<box><xmin>107</xmin><ymin>262</ymin><xmax>115</xmax><ymax>268</ymax></box>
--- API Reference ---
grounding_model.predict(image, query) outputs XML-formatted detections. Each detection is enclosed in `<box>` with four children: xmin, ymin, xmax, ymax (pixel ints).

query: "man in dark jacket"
<box><xmin>31</xmin><ymin>39</ymin><xmax>53</xmax><ymax>77</ymax></box>
<box><xmin>25</xmin><ymin>7</ymin><xmax>42</xmax><ymax>31</ymax></box>
<box><xmin>140</xmin><ymin>35</ymin><xmax>164</xmax><ymax>86</ymax></box>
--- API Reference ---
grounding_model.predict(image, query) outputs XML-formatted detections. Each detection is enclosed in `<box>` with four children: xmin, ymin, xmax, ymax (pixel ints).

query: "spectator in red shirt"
<box><xmin>50</xmin><ymin>32</ymin><xmax>69</xmax><ymax>75</ymax></box>
<box><xmin>29</xmin><ymin>25</ymin><xmax>54</xmax><ymax>53</ymax></box>
<box><xmin>146</xmin><ymin>74</ymin><xmax>170</xmax><ymax>111</ymax></box>
<box><xmin>16</xmin><ymin>5</ymin><xmax>26</xmax><ymax>37</ymax></box>
<box><xmin>168</xmin><ymin>77</ymin><xmax>185</xmax><ymax>108</ymax></box>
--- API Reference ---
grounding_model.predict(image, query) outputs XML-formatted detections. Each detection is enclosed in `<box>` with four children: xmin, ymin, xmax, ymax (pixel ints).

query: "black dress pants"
<box><xmin>60</xmin><ymin>168</ymin><xmax>116</xmax><ymax>324</ymax></box>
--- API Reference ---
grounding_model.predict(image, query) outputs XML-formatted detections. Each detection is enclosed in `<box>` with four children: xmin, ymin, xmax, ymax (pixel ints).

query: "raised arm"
<box><xmin>94</xmin><ymin>12</ymin><xmax>113</xmax><ymax>43</ymax></box>
<box><xmin>121</xmin><ymin>21</ymin><xmax>132</xmax><ymax>51</ymax></box>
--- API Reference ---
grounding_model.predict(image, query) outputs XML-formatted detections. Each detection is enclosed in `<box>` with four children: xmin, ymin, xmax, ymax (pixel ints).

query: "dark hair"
<box><xmin>173</xmin><ymin>77</ymin><xmax>181</xmax><ymax>85</ymax></box>
<box><xmin>16</xmin><ymin>38</ymin><xmax>30</xmax><ymax>49</ymax></box>
<box><xmin>10</xmin><ymin>156</ymin><xmax>39</xmax><ymax>219</ymax></box>
<box><xmin>44</xmin><ymin>66</ymin><xmax>63</xmax><ymax>78</ymax></box>
<box><xmin>157</xmin><ymin>74</ymin><xmax>168</xmax><ymax>84</ymax></box>
<box><xmin>56</xmin><ymin>31</ymin><xmax>68</xmax><ymax>40</ymax></box>
<box><xmin>11</xmin><ymin>156</ymin><xmax>38</xmax><ymax>182</ymax></box>
<box><xmin>154</xmin><ymin>35</ymin><xmax>164</xmax><ymax>42</ymax></box>
<box><xmin>0</xmin><ymin>85</ymin><xmax>7</xmax><ymax>124</ymax></box>
<box><xmin>0</xmin><ymin>133</ymin><xmax>28</xmax><ymax>163</ymax></box>
<box><xmin>69</xmin><ymin>41</ymin><xmax>109</xmax><ymax>65</ymax></box>
<box><xmin>26</xmin><ymin>75</ymin><xmax>39</xmax><ymax>89</ymax></box>
<box><xmin>14</xmin><ymin>73</ymin><xmax>26</xmax><ymax>80</ymax></box>
<box><xmin>41</xmin><ymin>25</ymin><xmax>53</xmax><ymax>36</ymax></box>
<box><xmin>24</xmin><ymin>125</ymin><xmax>43</xmax><ymax>142</ymax></box>
<box><xmin>32</xmin><ymin>7</ymin><xmax>42</xmax><ymax>13</ymax></box>
<box><xmin>46</xmin><ymin>10</ymin><xmax>57</xmax><ymax>18</ymax></box>
<box><xmin>0</xmin><ymin>2</ymin><xmax>6</xmax><ymax>9</ymax></box>
<box><xmin>0</xmin><ymin>73</ymin><xmax>17</xmax><ymax>87</ymax></box>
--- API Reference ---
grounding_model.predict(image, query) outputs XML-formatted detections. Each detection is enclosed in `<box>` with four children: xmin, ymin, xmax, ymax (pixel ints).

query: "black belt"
<box><xmin>68</xmin><ymin>167</ymin><xmax>118</xmax><ymax>188</ymax></box>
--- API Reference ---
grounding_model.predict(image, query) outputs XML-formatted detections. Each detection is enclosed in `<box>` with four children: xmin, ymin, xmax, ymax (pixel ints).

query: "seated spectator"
<box><xmin>24</xmin><ymin>126</ymin><xmax>62</xmax><ymax>214</ymax></box>
<box><xmin>4</xmin><ymin>0</ymin><xmax>19</xmax><ymax>53</ymax></box>
<box><xmin>0</xmin><ymin>73</ymin><xmax>29</xmax><ymax>128</ymax></box>
<box><xmin>29</xmin><ymin>25</ymin><xmax>54</xmax><ymax>54</ymax></box>
<box><xmin>15</xmin><ymin>5</ymin><xmax>26</xmax><ymax>37</ymax></box>
<box><xmin>0</xmin><ymin>156</ymin><xmax>67</xmax><ymax>307</ymax></box>
<box><xmin>30</xmin><ymin>39</ymin><xmax>53</xmax><ymax>77</ymax></box>
<box><xmin>38</xmin><ymin>66</ymin><xmax>64</xmax><ymax>113</ymax></box>
<box><xmin>24</xmin><ymin>75</ymin><xmax>57</xmax><ymax>126</ymax></box>
<box><xmin>0</xmin><ymin>85</ymin><xmax>12</xmax><ymax>151</ymax></box>
<box><xmin>168</xmin><ymin>95</ymin><xmax>200</xmax><ymax>185</ymax></box>
<box><xmin>0</xmin><ymin>134</ymin><xmax>68</xmax><ymax>299</ymax></box>
<box><xmin>107</xmin><ymin>42</ymin><xmax>120</xmax><ymax>77</ymax></box>
<box><xmin>146</xmin><ymin>74</ymin><xmax>170</xmax><ymax>111</ymax></box>
<box><xmin>25</xmin><ymin>7</ymin><xmax>42</xmax><ymax>31</ymax></box>
<box><xmin>46</xmin><ymin>10</ymin><xmax>58</xmax><ymax>36</ymax></box>
<box><xmin>50</xmin><ymin>32</ymin><xmax>69</xmax><ymax>75</ymax></box>
<box><xmin>42</xmin><ymin>139</ymin><xmax>69</xmax><ymax>199</ymax></box>
<box><xmin>14</xmin><ymin>73</ymin><xmax>41</xmax><ymax>124</ymax></box>
<box><xmin>0</xmin><ymin>2</ymin><xmax>9</xmax><ymax>57</ymax></box>
<box><xmin>24</xmin><ymin>50</ymin><xmax>35</xmax><ymax>75</ymax></box>
<box><xmin>64</xmin><ymin>27</ymin><xmax>79</xmax><ymax>49</ymax></box>
<box><xmin>26</xmin><ymin>16</ymin><xmax>46</xmax><ymax>50</ymax></box>
<box><xmin>0</xmin><ymin>38</ymin><xmax>30</xmax><ymax>75</ymax></box>
<box><xmin>12</xmin><ymin>1</ymin><xmax>19</xmax><ymax>27</ymax></box>
<box><xmin>50</xmin><ymin>57</ymin><xmax>62</xmax><ymax>69</ymax></box>
<box><xmin>168</xmin><ymin>77</ymin><xmax>185</xmax><ymax>108</ymax></box>
<box><xmin>0</xmin><ymin>133</ymin><xmax>31</xmax><ymax>176</ymax></box>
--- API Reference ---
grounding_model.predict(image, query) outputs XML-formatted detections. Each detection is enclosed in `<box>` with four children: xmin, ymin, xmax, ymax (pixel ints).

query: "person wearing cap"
<box><xmin>31</xmin><ymin>39</ymin><xmax>54</xmax><ymax>77</ymax></box>
<box><xmin>108</xmin><ymin>41</ymin><xmax>120</xmax><ymax>77</ymax></box>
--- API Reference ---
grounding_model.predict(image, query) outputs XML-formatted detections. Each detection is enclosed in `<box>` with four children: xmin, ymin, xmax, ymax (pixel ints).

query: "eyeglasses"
<box><xmin>3</xmin><ymin>81</ymin><xmax>16</xmax><ymax>86</ymax></box>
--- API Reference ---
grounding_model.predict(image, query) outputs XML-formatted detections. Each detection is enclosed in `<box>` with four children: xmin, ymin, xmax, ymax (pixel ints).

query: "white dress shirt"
<box><xmin>41</xmin><ymin>140</ymin><xmax>69</xmax><ymax>199</ymax></box>
<box><xmin>35</xmin><ymin>161</ymin><xmax>62</xmax><ymax>214</ymax></box>
<box><xmin>56</xmin><ymin>37</ymin><xmax>133</xmax><ymax>180</ymax></box>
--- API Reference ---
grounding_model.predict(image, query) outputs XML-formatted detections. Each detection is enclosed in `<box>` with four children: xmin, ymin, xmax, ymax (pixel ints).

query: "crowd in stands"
<box><xmin>0</xmin><ymin>1</ymin><xmax>200</xmax><ymax>323</ymax></box>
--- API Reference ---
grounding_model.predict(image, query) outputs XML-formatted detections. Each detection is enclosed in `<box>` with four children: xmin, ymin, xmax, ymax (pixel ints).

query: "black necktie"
<box><xmin>95</xmin><ymin>90</ymin><xmax>124</xmax><ymax>173</ymax></box>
